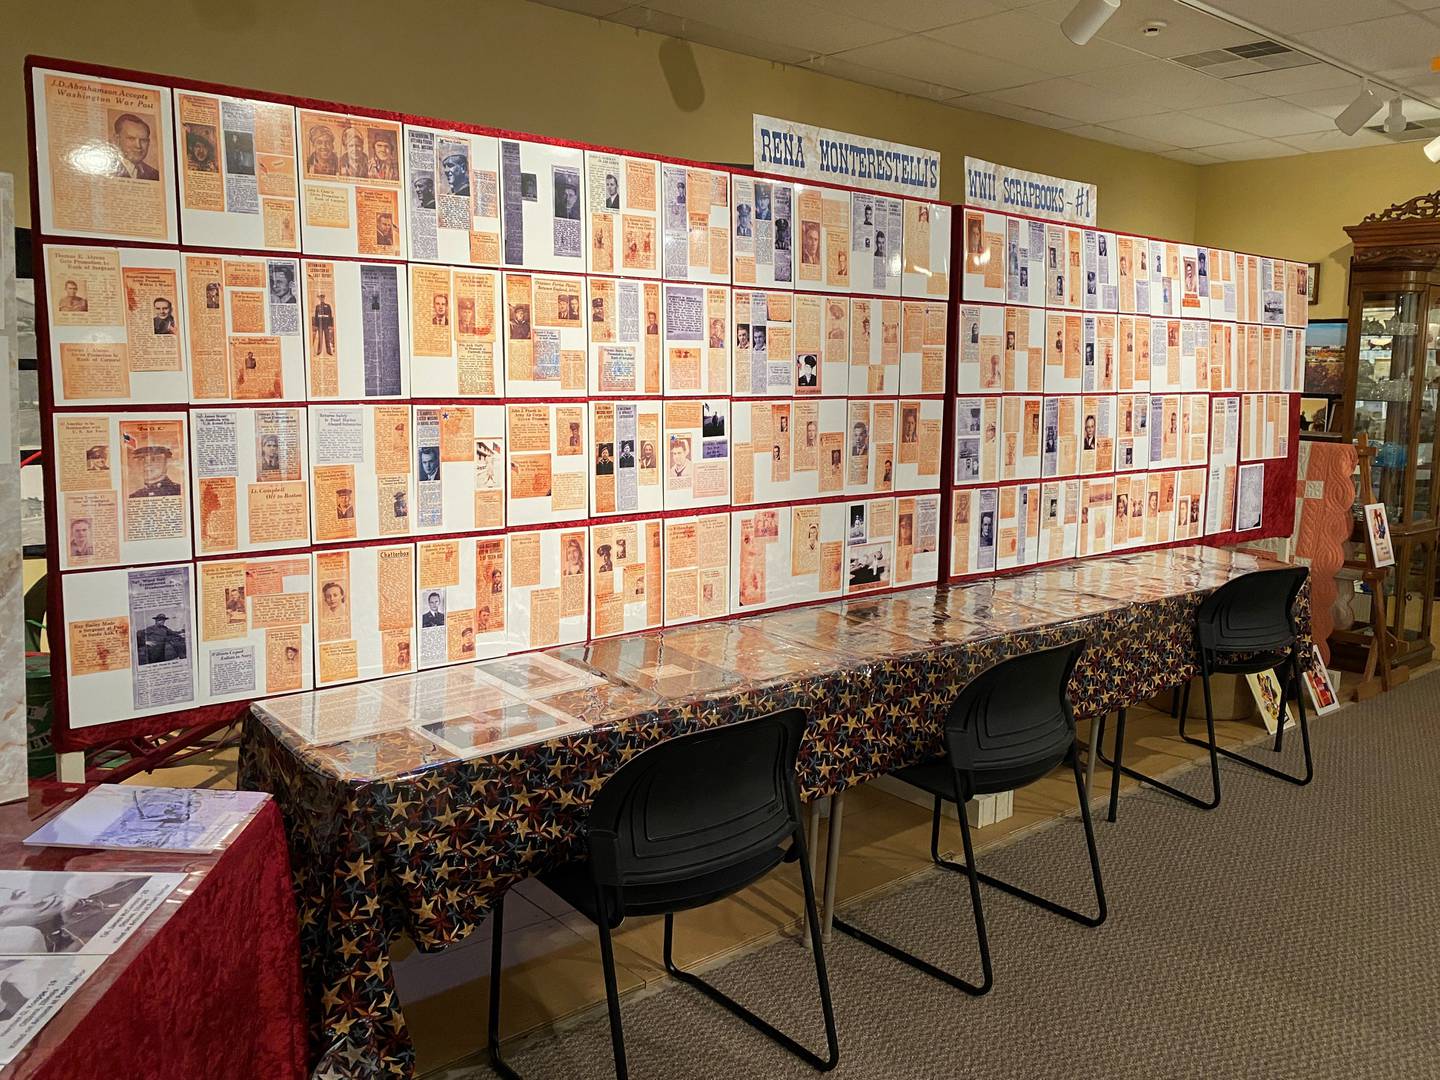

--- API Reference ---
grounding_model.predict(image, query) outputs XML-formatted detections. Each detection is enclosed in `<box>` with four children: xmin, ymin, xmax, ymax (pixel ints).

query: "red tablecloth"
<box><xmin>1</xmin><ymin>786</ymin><xmax>308</xmax><ymax>1080</ymax></box>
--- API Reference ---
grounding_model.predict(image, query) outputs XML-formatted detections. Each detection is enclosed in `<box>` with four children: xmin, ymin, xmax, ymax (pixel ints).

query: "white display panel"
<box><xmin>903</xmin><ymin>201</ymin><xmax>951</xmax><ymax>301</ymax></box>
<box><xmin>403</xmin><ymin>125</ymin><xmax>502</xmax><ymax>267</ymax></box>
<box><xmin>956</xmin><ymin>305</ymin><xmax>998</xmax><ymax>394</ymax></box>
<box><xmin>961</xmin><ymin>208</ymin><xmax>1006</xmax><ymax>305</ymax></box>
<box><xmin>1115</xmin><ymin>393</ymin><xmax>1151</xmax><ymax>473</ymax></box>
<box><xmin>313</xmin><ymin>543</ymin><xmax>415</xmax><ymax>686</ymax></box>
<box><xmin>1077</xmin><ymin>477</ymin><xmax>1115</xmax><ymax>558</ymax></box>
<box><xmin>44</xmin><ymin>245</ymin><xmax>190</xmax><ymax>406</ymax></box>
<box><xmin>589</xmin><ymin>399</ymin><xmax>663</xmax><ymax>517</ymax></box>
<box><xmin>794</xmin><ymin>184</ymin><xmax>850</xmax><ymax>294</ymax></box>
<box><xmin>505</xmin><ymin>403</ymin><xmax>589</xmax><ymax>526</ymax></box>
<box><xmin>1117</xmin><ymin>235</ymin><xmax>1144</xmax><ymax>315</ymax></box>
<box><xmin>1038</xmin><ymin>480</ymin><xmax>1079</xmax><ymax>564</ymax></box>
<box><xmin>844</xmin><ymin>496</ymin><xmax>896</xmax><ymax>596</ymax></box>
<box><xmin>1209</xmin><ymin>322</ymin><xmax>1236</xmax><ymax>392</ymax></box>
<box><xmin>1082</xmin><ymin>313</ymin><xmax>1117</xmax><ymax>393</ymax></box>
<box><xmin>1207</xmin><ymin>248</ymin><xmax>1237</xmax><ymax>321</ymax></box>
<box><xmin>54</xmin><ymin>412</ymin><xmax>192</xmax><ymax>571</ymax></box>
<box><xmin>190</xmin><ymin>406</ymin><xmax>310</xmax><ymax>557</ymax></box>
<box><xmin>731</xmin><ymin>397</ymin><xmax>847</xmax><ymax>506</ymax></box>
<box><xmin>1049</xmin><ymin>225</ymin><xmax>1083</xmax><ymax>310</ymax></box>
<box><xmin>732</xmin><ymin>175</ymin><xmax>793</xmax><ymax>288</ymax></box>
<box><xmin>949</xmin><ymin>487</ymin><xmax>996</xmax><ymax>578</ymax></box>
<box><xmin>1149</xmin><ymin>394</ymin><xmax>1182</xmax><ymax>471</ymax></box>
<box><xmin>954</xmin><ymin>396</ymin><xmax>1000</xmax><ymax>487</ymax></box>
<box><xmin>1116</xmin><ymin>315</ymin><xmax>1150</xmax><ymax>393</ymax></box>
<box><xmin>894</xmin><ymin>491</ymin><xmax>942</xmax><ymax>587</ymax></box>
<box><xmin>32</xmin><ymin>68</ymin><xmax>178</xmax><ymax>244</ymax></box>
<box><xmin>662</xmin><ymin>398</ymin><xmax>730</xmax><ymax>510</ymax></box>
<box><xmin>1111</xmin><ymin>471</ymin><xmax>1152</xmax><ymax>551</ymax></box>
<box><xmin>848</xmin><ymin>192</ymin><xmax>903</xmax><ymax>297</ymax></box>
<box><xmin>1181</xmin><ymin>393</ymin><xmax>1211</xmax><ymax>468</ymax></box>
<box><xmin>845</xmin><ymin>398</ymin><xmax>897</xmax><ymax>495</ymax></box>
<box><xmin>662</xmin><ymin>512</ymin><xmax>730</xmax><ymax>627</ymax></box>
<box><xmin>662</xmin><ymin>283</ymin><xmax>731</xmax><ymax>396</ymax></box>
<box><xmin>62</xmin><ymin>563</ymin><xmax>197</xmax><ymax>727</ymax></box>
<box><xmin>588</xmin><ymin>278</ymin><xmax>662</xmax><ymax>395</ymax></box>
<box><xmin>1043</xmin><ymin>311</ymin><xmax>1083</xmax><ymax>395</ymax></box>
<box><xmin>412</xmin><ymin>404</ymin><xmax>505</xmax><ymax>535</ymax></box>
<box><xmin>847</xmin><ymin>297</ymin><xmax>902</xmax><ymax>396</ymax></box>
<box><xmin>1179</xmin><ymin>244</ymin><xmax>1208</xmax><ymax>318</ymax></box>
<box><xmin>585</xmin><ymin>151</ymin><xmax>660</xmax><ymax>279</ymax></box>
<box><xmin>589</xmin><ymin>518</ymin><xmax>663</xmax><ymax>638</ymax></box>
<box><xmin>899</xmin><ymin>300</ymin><xmax>947</xmax><ymax>396</ymax></box>
<box><xmin>733</xmin><ymin>289</ymin><xmax>795</xmax><ymax>397</ymax></box>
<box><xmin>196</xmin><ymin>554</ymin><xmax>313</xmax><ymax>703</ymax></box>
<box><xmin>1041</xmin><ymin>396</ymin><xmax>1081</xmax><ymax>479</ymax></box>
<box><xmin>1148</xmin><ymin>470</ymin><xmax>1178</xmax><ymax>546</ymax></box>
<box><xmin>732</xmin><ymin>503</ymin><xmax>846</xmax><ymax>613</ymax></box>
<box><xmin>1079</xmin><ymin>394</ymin><xmax>1115</xmax><ymax>476</ymax></box>
<box><xmin>793</xmin><ymin>294</ymin><xmax>848</xmax><ymax>396</ymax></box>
<box><xmin>1174</xmin><ymin>467</ymin><xmax>1208</xmax><ymax>542</ymax></box>
<box><xmin>300</xmin><ymin>259</ymin><xmax>409</xmax><ymax>399</ymax></box>
<box><xmin>661</xmin><ymin>163</ymin><xmax>730</xmax><ymax>284</ymax></box>
<box><xmin>1150</xmin><ymin>317</ymin><xmax>1181</xmax><ymax>393</ymax></box>
<box><xmin>415</xmin><ymin>535</ymin><xmax>509</xmax><ymax>669</ymax></box>
<box><xmin>498</xmin><ymin>138</ymin><xmax>586</xmax><ymax>274</ymax></box>
<box><xmin>1240</xmin><ymin>394</ymin><xmax>1291</xmax><ymax>462</ymax></box>
<box><xmin>998</xmin><ymin>396</ymin><xmax>1043</xmax><ymax>482</ymax></box>
<box><xmin>181</xmin><ymin>252</ymin><xmax>306</xmax><ymax>403</ymax></box>
<box><xmin>1206</xmin><ymin>396</ymin><xmax>1241</xmax><ymax>536</ymax></box>
<box><xmin>175</xmin><ymin>90</ymin><xmax>299</xmax><ymax>252</ymax></box>
<box><xmin>297</xmin><ymin>109</ymin><xmax>405</xmax><ymax>259</ymax></box>
<box><xmin>307</xmin><ymin>404</ymin><xmax>414</xmax><ymax>543</ymax></box>
<box><xmin>506</xmin><ymin>525</ymin><xmax>590</xmax><ymax>650</ymax></box>
<box><xmin>502</xmin><ymin>271</ymin><xmax>588</xmax><ymax>397</ymax></box>
<box><xmin>1287</xmin><ymin>261</ymin><xmax>1309</xmax><ymax>329</ymax></box>
<box><xmin>1178</xmin><ymin>319</ymin><xmax>1206</xmax><ymax>392</ymax></box>
<box><xmin>407</xmin><ymin>264</ymin><xmax>504</xmax><ymax>398</ymax></box>
<box><xmin>1004</xmin><ymin>305</ymin><xmax>1045</xmax><ymax>394</ymax></box>
<box><xmin>994</xmin><ymin>483</ymin><xmax>1041</xmax><ymax>571</ymax></box>
<box><xmin>894</xmin><ymin>399</ymin><xmax>944</xmax><ymax>492</ymax></box>
<box><xmin>1082</xmin><ymin>230</ymin><xmax>1118</xmax><ymax>312</ymax></box>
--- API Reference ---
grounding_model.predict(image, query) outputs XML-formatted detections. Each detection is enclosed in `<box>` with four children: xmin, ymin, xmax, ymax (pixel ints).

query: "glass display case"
<box><xmin>1338</xmin><ymin>194</ymin><xmax>1440</xmax><ymax>667</ymax></box>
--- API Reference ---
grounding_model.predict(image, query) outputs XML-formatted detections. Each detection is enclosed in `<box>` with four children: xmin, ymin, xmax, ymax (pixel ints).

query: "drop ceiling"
<box><xmin>534</xmin><ymin>0</ymin><xmax>1440</xmax><ymax>162</ymax></box>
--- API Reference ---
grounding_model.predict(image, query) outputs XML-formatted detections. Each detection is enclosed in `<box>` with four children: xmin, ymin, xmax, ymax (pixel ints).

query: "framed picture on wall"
<box><xmin>1307</xmin><ymin>262</ymin><xmax>1321</xmax><ymax>304</ymax></box>
<box><xmin>1303</xmin><ymin>320</ymin><xmax>1346</xmax><ymax>396</ymax></box>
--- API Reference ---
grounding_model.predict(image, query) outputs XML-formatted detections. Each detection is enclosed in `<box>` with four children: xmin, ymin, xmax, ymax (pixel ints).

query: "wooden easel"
<box><xmin>1350</xmin><ymin>434</ymin><xmax>1406</xmax><ymax>701</ymax></box>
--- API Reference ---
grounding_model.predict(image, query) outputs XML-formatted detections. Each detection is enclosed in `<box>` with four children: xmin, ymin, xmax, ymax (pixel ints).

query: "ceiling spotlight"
<box><xmin>1384</xmin><ymin>97</ymin><xmax>1407</xmax><ymax>135</ymax></box>
<box><xmin>1425</xmin><ymin>134</ymin><xmax>1440</xmax><ymax>163</ymax></box>
<box><xmin>1335</xmin><ymin>84</ymin><xmax>1383</xmax><ymax>136</ymax></box>
<box><xmin>1062</xmin><ymin>0</ymin><xmax>1121</xmax><ymax>46</ymax></box>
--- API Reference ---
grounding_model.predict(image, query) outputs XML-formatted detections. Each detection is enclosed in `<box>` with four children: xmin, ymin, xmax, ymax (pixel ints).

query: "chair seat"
<box><xmin>1205</xmin><ymin>645</ymin><xmax>1295</xmax><ymax>677</ymax></box>
<box><xmin>894</xmin><ymin>746</ymin><xmax>1071</xmax><ymax>802</ymax></box>
<box><xmin>539</xmin><ymin>843</ymin><xmax>792</xmax><ymax>927</ymax></box>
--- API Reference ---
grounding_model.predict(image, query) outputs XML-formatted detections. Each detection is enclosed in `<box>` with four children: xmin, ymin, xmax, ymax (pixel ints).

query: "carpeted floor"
<box><xmin>474</xmin><ymin>672</ymin><xmax>1440</xmax><ymax>1079</ymax></box>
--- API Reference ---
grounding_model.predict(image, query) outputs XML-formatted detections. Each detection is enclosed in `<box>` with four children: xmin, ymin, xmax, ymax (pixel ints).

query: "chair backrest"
<box><xmin>586</xmin><ymin>709</ymin><xmax>806</xmax><ymax>894</ymax></box>
<box><xmin>943</xmin><ymin>641</ymin><xmax>1085</xmax><ymax>798</ymax></box>
<box><xmin>1195</xmin><ymin>566</ymin><xmax>1307</xmax><ymax>655</ymax></box>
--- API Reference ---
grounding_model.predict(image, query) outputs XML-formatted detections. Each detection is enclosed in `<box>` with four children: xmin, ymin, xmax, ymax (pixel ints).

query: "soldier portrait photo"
<box><xmin>127</xmin><ymin>444</ymin><xmax>181</xmax><ymax>498</ymax></box>
<box><xmin>135</xmin><ymin>612</ymin><xmax>186</xmax><ymax>665</ymax></box>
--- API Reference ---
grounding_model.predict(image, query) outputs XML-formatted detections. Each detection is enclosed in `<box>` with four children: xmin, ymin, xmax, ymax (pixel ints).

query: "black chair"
<box><xmin>833</xmin><ymin>641</ymin><xmax>1105</xmax><ymax>995</ymax></box>
<box><xmin>487</xmin><ymin>709</ymin><xmax>840</xmax><ymax>1079</ymax></box>
<box><xmin>1098</xmin><ymin>566</ymin><xmax>1313</xmax><ymax>822</ymax></box>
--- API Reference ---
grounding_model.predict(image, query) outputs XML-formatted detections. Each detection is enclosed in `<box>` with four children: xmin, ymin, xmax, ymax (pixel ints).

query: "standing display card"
<box><xmin>585</xmin><ymin>152</ymin><xmax>660</xmax><ymax>279</ymax></box>
<box><xmin>505</xmin><ymin>403</ymin><xmax>589</xmax><ymax>526</ymax></box>
<box><xmin>845</xmin><ymin>399</ymin><xmax>897</xmax><ymax>495</ymax></box>
<box><xmin>196</xmin><ymin>553</ymin><xmax>312</xmax><ymax>703</ymax></box>
<box><xmin>62</xmin><ymin>563</ymin><xmax>198</xmax><ymax>725</ymax></box>
<box><xmin>190</xmin><ymin>406</ymin><xmax>310</xmax><ymax>556</ymax></box>
<box><xmin>44</xmin><ymin>246</ymin><xmax>189</xmax><ymax>405</ymax></box>
<box><xmin>662</xmin><ymin>399</ymin><xmax>729</xmax><ymax>510</ymax></box>
<box><xmin>407</xmin><ymin>264</ymin><xmax>504</xmax><ymax>398</ymax></box>
<box><xmin>588</xmin><ymin>277</ymin><xmax>662</xmax><ymax>395</ymax></box>
<box><xmin>415</xmin><ymin>536</ymin><xmax>509</xmax><ymax>669</ymax></box>
<box><xmin>732</xmin><ymin>175</ymin><xmax>793</xmax><ymax>288</ymax></box>
<box><xmin>32</xmin><ymin>68</ymin><xmax>178</xmax><ymax>243</ymax></box>
<box><xmin>590</xmin><ymin>400</ymin><xmax>663</xmax><ymax>517</ymax></box>
<box><xmin>847</xmin><ymin>297</ymin><xmax>902</xmax><ymax>396</ymax></box>
<box><xmin>54</xmin><ymin>412</ymin><xmax>191</xmax><ymax>571</ymax></box>
<box><xmin>403</xmin><ymin>125</ymin><xmax>502</xmax><ymax>267</ymax></box>
<box><xmin>662</xmin><ymin>513</ymin><xmax>730</xmax><ymax>626</ymax></box>
<box><xmin>307</xmin><ymin>404</ymin><xmax>413</xmax><ymax>543</ymax></box>
<box><xmin>794</xmin><ymin>184</ymin><xmax>850</xmax><ymax>294</ymax></box>
<box><xmin>589</xmin><ymin>519</ymin><xmax>663</xmax><ymax>638</ymax></box>
<box><xmin>733</xmin><ymin>504</ymin><xmax>846</xmax><ymax>613</ymax></box>
<box><xmin>301</xmin><ymin>259</ymin><xmax>409</xmax><ymax>400</ymax></box>
<box><xmin>182</xmin><ymin>252</ymin><xmax>306</xmax><ymax>403</ymax></box>
<box><xmin>296</xmin><ymin>109</ymin><xmax>404</xmax><ymax>259</ymax></box>
<box><xmin>313</xmin><ymin>544</ymin><xmax>415</xmax><ymax>686</ymax></box>
<box><xmin>849</xmin><ymin>192</ymin><xmax>903</xmax><ymax>297</ymax></box>
<box><xmin>794</xmin><ymin>294</ymin><xmax>849</xmax><ymax>395</ymax></box>
<box><xmin>894</xmin><ymin>398</ymin><xmax>943</xmax><ymax>491</ymax></box>
<box><xmin>413</xmin><ymin>403</ymin><xmax>505</xmax><ymax>535</ymax></box>
<box><xmin>662</xmin><ymin>283</ymin><xmax>730</xmax><ymax>396</ymax></box>
<box><xmin>498</xmin><ymin>138</ymin><xmax>586</xmax><ymax>274</ymax></box>
<box><xmin>903</xmin><ymin>201</ymin><xmax>951</xmax><ymax>300</ymax></box>
<box><xmin>502</xmin><ymin>271</ymin><xmax>588</xmax><ymax>397</ymax></box>
<box><xmin>506</xmin><ymin>525</ymin><xmax>590</xmax><ymax>650</ymax></box>
<box><xmin>732</xmin><ymin>289</ymin><xmax>794</xmax><ymax>397</ymax></box>
<box><xmin>662</xmin><ymin>163</ymin><xmax>730</xmax><ymax>284</ymax></box>
<box><xmin>175</xmin><ymin>90</ymin><xmax>299</xmax><ymax>252</ymax></box>
<box><xmin>899</xmin><ymin>300</ymin><xmax>947</xmax><ymax>395</ymax></box>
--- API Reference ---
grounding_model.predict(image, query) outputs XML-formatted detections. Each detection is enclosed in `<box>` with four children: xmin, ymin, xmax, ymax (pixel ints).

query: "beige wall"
<box><xmin>3</xmin><ymin>0</ymin><xmax>1199</xmax><ymax>239</ymax></box>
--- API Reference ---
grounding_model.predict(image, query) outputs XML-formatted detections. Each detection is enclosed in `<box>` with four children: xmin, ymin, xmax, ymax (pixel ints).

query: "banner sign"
<box><xmin>963</xmin><ymin>156</ymin><xmax>1097</xmax><ymax>227</ymax></box>
<box><xmin>752</xmin><ymin>114</ymin><xmax>941</xmax><ymax>200</ymax></box>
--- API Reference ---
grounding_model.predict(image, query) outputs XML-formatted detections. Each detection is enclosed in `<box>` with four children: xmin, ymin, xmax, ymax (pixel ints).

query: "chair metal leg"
<box><xmin>1107</xmin><ymin>708</ymin><xmax>1125</xmax><ymax>823</ymax></box>
<box><xmin>595</xmin><ymin>892</ymin><xmax>630</xmax><ymax>1080</ymax></box>
<box><xmin>662</xmin><ymin>825</ymin><xmax>840</xmax><ymax>1072</ymax></box>
<box><xmin>486</xmin><ymin>893</ymin><xmax>520</xmax><ymax>1080</ymax></box>
<box><xmin>1098</xmin><ymin>674</ymin><xmax>1221</xmax><ymax>813</ymax></box>
<box><xmin>1182</xmin><ymin>648</ymin><xmax>1314</xmax><ymax>785</ymax></box>
<box><xmin>1085</xmin><ymin>713</ymin><xmax>1105</xmax><ymax>809</ymax></box>
<box><xmin>928</xmin><ymin>794</ymin><xmax>944</xmax><ymax>865</ymax></box>
<box><xmin>820</xmin><ymin>792</ymin><xmax>844</xmax><ymax>944</ymax></box>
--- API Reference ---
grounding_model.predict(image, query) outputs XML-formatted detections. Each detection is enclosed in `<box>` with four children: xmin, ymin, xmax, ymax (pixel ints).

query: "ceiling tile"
<box><xmin>1294</xmin><ymin>13</ymin><xmax>1440</xmax><ymax>73</ymax></box>
<box><xmin>988</xmin><ymin>76</ymin><xmax>1159</xmax><ymax>123</ymax></box>
<box><xmin>1071</xmin><ymin>59</ymin><xmax>1263</xmax><ymax>109</ymax></box>
<box><xmin>833</xmin><ymin>34</ymin><xmax>1051</xmax><ymax>93</ymax></box>
<box><xmin>1224</xmin><ymin>62</ymin><xmax>1364</xmax><ymax>97</ymax></box>
<box><xmin>1187</xmin><ymin>98</ymin><xmax>1335</xmax><ymax>137</ymax></box>
<box><xmin>1280</xmin><ymin>81</ymin><xmax>1369</xmax><ymax>115</ymax></box>
<box><xmin>947</xmin><ymin>93</ymin><xmax>1085</xmax><ymax>129</ymax></box>
<box><xmin>1197</xmin><ymin>138</ymin><xmax>1306</xmax><ymax>160</ymax></box>
<box><xmin>1026</xmin><ymin>0</ymin><xmax>1255</xmax><ymax>58</ymax></box>
<box><xmin>609</xmin><ymin>6</ymin><xmax>814</xmax><ymax>64</ymax></box>
<box><xmin>1203</xmin><ymin>0</ymin><xmax>1406</xmax><ymax>34</ymax></box>
<box><xmin>1162</xmin><ymin>148</ymin><xmax>1224</xmax><ymax>164</ymax></box>
<box><xmin>802</xmin><ymin>56</ymin><xmax>958</xmax><ymax>102</ymax></box>
<box><xmin>1105</xmin><ymin>111</ymin><xmax>1252</xmax><ymax>147</ymax></box>
<box><xmin>1277</xmin><ymin>128</ymin><xmax>1399</xmax><ymax>151</ymax></box>
<box><xmin>925</xmin><ymin>9</ymin><xmax>1138</xmax><ymax>76</ymax></box>
<box><xmin>640</xmin><ymin>0</ymin><xmax>899</xmax><ymax>56</ymax></box>
<box><xmin>1065</xmin><ymin>124</ymin><xmax>1176</xmax><ymax>153</ymax></box>
<box><xmin>814</xmin><ymin>0</ymin><xmax>1008</xmax><ymax>34</ymax></box>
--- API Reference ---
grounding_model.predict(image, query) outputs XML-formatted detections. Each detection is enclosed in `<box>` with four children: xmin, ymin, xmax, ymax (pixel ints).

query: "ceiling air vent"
<box><xmin>1173</xmin><ymin>39</ymin><xmax>1316</xmax><ymax>78</ymax></box>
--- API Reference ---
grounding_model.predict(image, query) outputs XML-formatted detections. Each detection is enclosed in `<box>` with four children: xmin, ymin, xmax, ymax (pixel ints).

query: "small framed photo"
<box><xmin>1307</xmin><ymin>262</ymin><xmax>1320</xmax><ymax>305</ymax></box>
<box><xmin>1363</xmin><ymin>501</ymin><xmax>1395</xmax><ymax>567</ymax></box>
<box><xmin>1301</xmin><ymin>644</ymin><xmax>1340</xmax><ymax>715</ymax></box>
<box><xmin>1245</xmin><ymin>669</ymin><xmax>1291</xmax><ymax>735</ymax></box>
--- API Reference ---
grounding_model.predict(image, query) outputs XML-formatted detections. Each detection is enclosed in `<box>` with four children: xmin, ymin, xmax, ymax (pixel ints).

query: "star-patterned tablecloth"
<box><xmin>239</xmin><ymin>545</ymin><xmax>1308</xmax><ymax>1079</ymax></box>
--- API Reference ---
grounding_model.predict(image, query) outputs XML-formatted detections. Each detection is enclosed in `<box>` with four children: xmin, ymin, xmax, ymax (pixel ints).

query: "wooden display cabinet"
<box><xmin>1336</xmin><ymin>193</ymin><xmax>1440</xmax><ymax>667</ymax></box>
